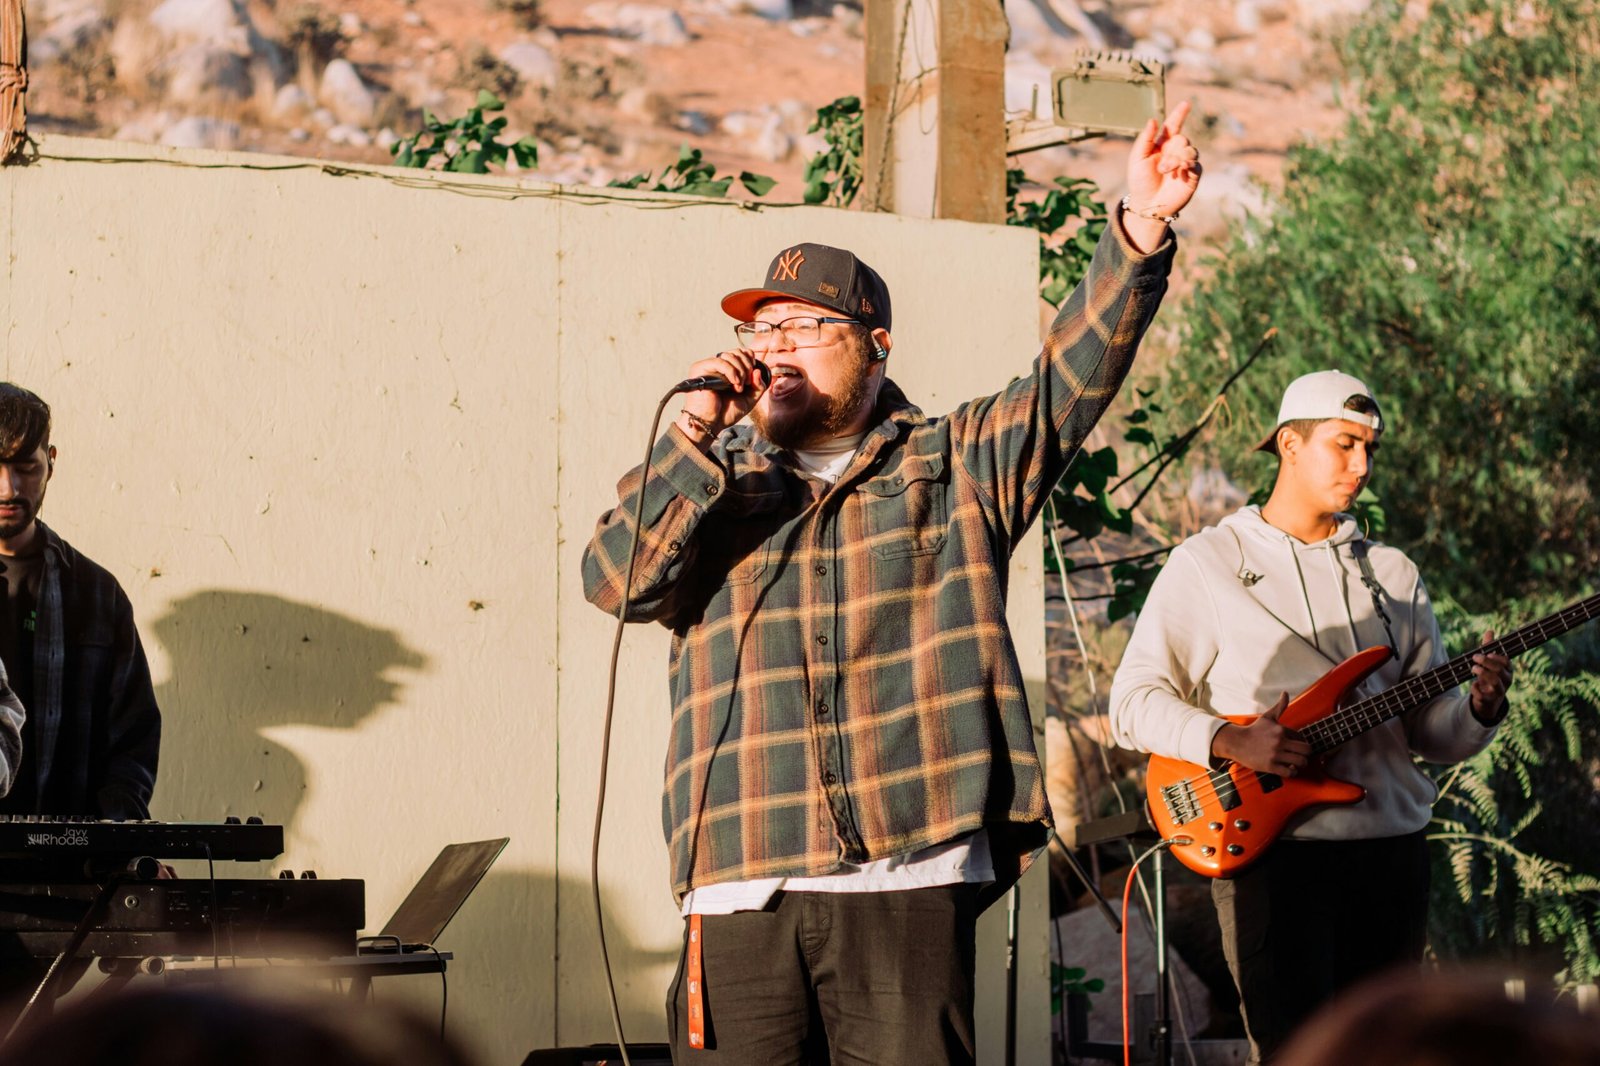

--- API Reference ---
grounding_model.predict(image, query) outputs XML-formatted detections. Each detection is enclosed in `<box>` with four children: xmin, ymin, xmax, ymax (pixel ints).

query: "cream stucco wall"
<box><xmin>1</xmin><ymin>136</ymin><xmax>1053</xmax><ymax>1065</ymax></box>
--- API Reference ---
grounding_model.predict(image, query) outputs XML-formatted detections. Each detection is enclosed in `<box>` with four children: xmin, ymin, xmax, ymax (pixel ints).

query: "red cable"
<box><xmin>1121</xmin><ymin>862</ymin><xmax>1138</xmax><ymax>1066</ymax></box>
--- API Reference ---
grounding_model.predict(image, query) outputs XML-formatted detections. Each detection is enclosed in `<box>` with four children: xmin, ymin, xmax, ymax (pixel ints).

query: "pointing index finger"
<box><xmin>1163</xmin><ymin>100</ymin><xmax>1192</xmax><ymax>136</ymax></box>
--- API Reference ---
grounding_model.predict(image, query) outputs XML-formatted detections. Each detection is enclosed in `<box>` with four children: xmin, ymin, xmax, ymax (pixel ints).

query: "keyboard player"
<box><xmin>0</xmin><ymin>384</ymin><xmax>162</xmax><ymax>1016</ymax></box>
<box><xmin>0</xmin><ymin>384</ymin><xmax>160</xmax><ymax>823</ymax></box>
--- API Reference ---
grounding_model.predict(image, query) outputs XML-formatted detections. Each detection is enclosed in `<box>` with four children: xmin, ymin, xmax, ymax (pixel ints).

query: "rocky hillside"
<box><xmin>21</xmin><ymin>0</ymin><xmax>1373</xmax><ymax>238</ymax></box>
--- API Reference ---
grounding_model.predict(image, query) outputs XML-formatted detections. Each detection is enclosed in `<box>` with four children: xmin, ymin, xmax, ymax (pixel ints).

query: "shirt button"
<box><xmin>815</xmin><ymin>634</ymin><xmax>828</xmax><ymax>646</ymax></box>
<box><xmin>815</xmin><ymin>702</ymin><xmax>829</xmax><ymax>719</ymax></box>
<box><xmin>704</xmin><ymin>484</ymin><xmax>719</xmax><ymax>496</ymax></box>
<box><xmin>669</xmin><ymin>541</ymin><xmax>682</xmax><ymax>552</ymax></box>
<box><xmin>815</xmin><ymin>563</ymin><xmax>827</xmax><ymax>576</ymax></box>
<box><xmin>823</xmin><ymin>771</ymin><xmax>837</xmax><ymax>785</ymax></box>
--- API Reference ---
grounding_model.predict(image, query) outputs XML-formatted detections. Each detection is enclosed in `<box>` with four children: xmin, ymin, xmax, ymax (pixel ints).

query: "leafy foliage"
<box><xmin>1006</xmin><ymin>170</ymin><xmax>1107</xmax><ymax>305</ymax></box>
<box><xmin>1159</xmin><ymin>0</ymin><xmax>1600</xmax><ymax>610</ymax></box>
<box><xmin>802</xmin><ymin>96</ymin><xmax>864</xmax><ymax>207</ymax></box>
<box><xmin>608</xmin><ymin>144</ymin><xmax>775</xmax><ymax>199</ymax></box>
<box><xmin>1426</xmin><ymin>594</ymin><xmax>1600</xmax><ymax>986</ymax></box>
<box><xmin>390</xmin><ymin>91</ymin><xmax>538</xmax><ymax>174</ymax></box>
<box><xmin>1050</xmin><ymin>963</ymin><xmax>1105</xmax><ymax>1015</ymax></box>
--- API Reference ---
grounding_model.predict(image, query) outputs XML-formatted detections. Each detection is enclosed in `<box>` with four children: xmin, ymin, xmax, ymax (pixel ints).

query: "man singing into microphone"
<box><xmin>583</xmin><ymin>105</ymin><xmax>1202</xmax><ymax>1064</ymax></box>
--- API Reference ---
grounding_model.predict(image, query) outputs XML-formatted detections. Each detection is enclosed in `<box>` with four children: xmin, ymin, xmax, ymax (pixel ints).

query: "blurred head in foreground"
<box><xmin>0</xmin><ymin>981</ymin><xmax>474</xmax><ymax>1066</ymax></box>
<box><xmin>1277</xmin><ymin>969</ymin><xmax>1600</xmax><ymax>1066</ymax></box>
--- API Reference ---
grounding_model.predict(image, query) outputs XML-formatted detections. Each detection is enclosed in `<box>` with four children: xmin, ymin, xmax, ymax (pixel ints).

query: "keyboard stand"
<box><xmin>161</xmin><ymin>951</ymin><xmax>453</xmax><ymax>998</ymax></box>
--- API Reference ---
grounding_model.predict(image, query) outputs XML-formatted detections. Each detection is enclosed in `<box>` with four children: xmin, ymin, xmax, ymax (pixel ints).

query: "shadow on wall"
<box><xmin>147</xmin><ymin>589</ymin><xmax>429</xmax><ymax>828</ymax></box>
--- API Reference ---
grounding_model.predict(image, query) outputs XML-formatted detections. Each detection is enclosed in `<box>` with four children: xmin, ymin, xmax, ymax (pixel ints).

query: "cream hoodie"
<box><xmin>1109</xmin><ymin>505</ymin><xmax>1498</xmax><ymax>839</ymax></box>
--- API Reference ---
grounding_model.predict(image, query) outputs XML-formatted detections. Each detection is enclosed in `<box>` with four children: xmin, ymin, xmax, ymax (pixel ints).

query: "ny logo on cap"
<box><xmin>773</xmin><ymin>249</ymin><xmax>805</xmax><ymax>281</ymax></box>
<box><xmin>861</xmin><ymin>297</ymin><xmax>874</xmax><ymax>315</ymax></box>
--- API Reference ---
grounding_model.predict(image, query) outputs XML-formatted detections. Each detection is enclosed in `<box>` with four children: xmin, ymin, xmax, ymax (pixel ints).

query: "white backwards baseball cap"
<box><xmin>1256</xmin><ymin>370</ymin><xmax>1384</xmax><ymax>454</ymax></box>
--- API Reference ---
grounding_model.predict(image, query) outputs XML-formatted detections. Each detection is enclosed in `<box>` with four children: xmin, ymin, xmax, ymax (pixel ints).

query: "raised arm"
<box><xmin>947</xmin><ymin>103</ymin><xmax>1201</xmax><ymax>549</ymax></box>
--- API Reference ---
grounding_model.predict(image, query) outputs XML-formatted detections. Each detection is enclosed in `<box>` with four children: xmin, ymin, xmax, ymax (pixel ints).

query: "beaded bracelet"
<box><xmin>679</xmin><ymin>410</ymin><xmax>716</xmax><ymax>438</ymax></box>
<box><xmin>1121</xmin><ymin>195</ymin><xmax>1180</xmax><ymax>224</ymax></box>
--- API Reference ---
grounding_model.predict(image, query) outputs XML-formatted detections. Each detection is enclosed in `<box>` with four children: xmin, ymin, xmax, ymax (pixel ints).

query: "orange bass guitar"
<box><xmin>1145</xmin><ymin>592</ymin><xmax>1600</xmax><ymax>878</ymax></box>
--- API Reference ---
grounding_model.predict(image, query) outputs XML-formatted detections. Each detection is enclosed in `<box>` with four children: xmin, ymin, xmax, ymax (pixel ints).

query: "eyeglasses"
<box><xmin>733</xmin><ymin>316</ymin><xmax>862</xmax><ymax>347</ymax></box>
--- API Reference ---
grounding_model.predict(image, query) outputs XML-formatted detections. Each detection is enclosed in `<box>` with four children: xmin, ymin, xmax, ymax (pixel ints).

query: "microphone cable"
<box><xmin>592</xmin><ymin>389</ymin><xmax>672</xmax><ymax>1066</ymax></box>
<box><xmin>594</xmin><ymin>363</ymin><xmax>768</xmax><ymax>1066</ymax></box>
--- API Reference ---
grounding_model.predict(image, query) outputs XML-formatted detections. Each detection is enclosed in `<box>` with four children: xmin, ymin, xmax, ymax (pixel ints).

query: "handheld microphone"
<box><xmin>673</xmin><ymin>360</ymin><xmax>772</xmax><ymax>395</ymax></box>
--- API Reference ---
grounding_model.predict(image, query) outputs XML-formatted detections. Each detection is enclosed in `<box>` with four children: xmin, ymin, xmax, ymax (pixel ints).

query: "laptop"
<box><xmin>358</xmin><ymin>838</ymin><xmax>509</xmax><ymax>954</ymax></box>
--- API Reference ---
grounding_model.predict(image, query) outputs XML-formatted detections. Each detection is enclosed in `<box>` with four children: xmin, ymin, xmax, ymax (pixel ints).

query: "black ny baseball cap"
<box><xmin>721</xmin><ymin>242</ymin><xmax>892</xmax><ymax>333</ymax></box>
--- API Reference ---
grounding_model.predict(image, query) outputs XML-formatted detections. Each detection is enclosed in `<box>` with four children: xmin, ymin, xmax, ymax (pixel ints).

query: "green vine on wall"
<box><xmin>607</xmin><ymin>144</ymin><xmax>775</xmax><ymax>199</ymax></box>
<box><xmin>390</xmin><ymin>91</ymin><xmax>539</xmax><ymax>174</ymax></box>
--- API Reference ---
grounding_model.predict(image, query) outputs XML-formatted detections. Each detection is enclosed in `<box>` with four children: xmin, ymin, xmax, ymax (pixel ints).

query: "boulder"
<box><xmin>272</xmin><ymin>83</ymin><xmax>314</xmax><ymax>121</ymax></box>
<box><xmin>1233</xmin><ymin>0</ymin><xmax>1263</xmax><ymax>34</ymax></box>
<box><xmin>496</xmin><ymin>41</ymin><xmax>559</xmax><ymax>91</ymax></box>
<box><xmin>675</xmin><ymin>109</ymin><xmax>715</xmax><ymax>136</ymax></box>
<box><xmin>1179</xmin><ymin>162</ymin><xmax>1270</xmax><ymax>238</ymax></box>
<box><xmin>28</xmin><ymin>0</ymin><xmax>110</xmax><ymax>65</ymax></box>
<box><xmin>149</xmin><ymin>0</ymin><xmax>252</xmax><ymax>52</ymax></box>
<box><xmin>326</xmin><ymin>124</ymin><xmax>372</xmax><ymax>147</ymax></box>
<box><xmin>159</xmin><ymin>115</ymin><xmax>243</xmax><ymax>150</ymax></box>
<box><xmin>113</xmin><ymin>0</ymin><xmax>286</xmax><ymax>97</ymax></box>
<box><xmin>584</xmin><ymin>2</ymin><xmax>692</xmax><ymax>45</ymax></box>
<box><xmin>163</xmin><ymin>42</ymin><xmax>253</xmax><ymax>104</ymax></box>
<box><xmin>112</xmin><ymin>110</ymin><xmax>175</xmax><ymax>143</ymax></box>
<box><xmin>1293</xmin><ymin>0</ymin><xmax>1372</xmax><ymax>26</ymax></box>
<box><xmin>318</xmin><ymin>58</ymin><xmax>377</xmax><ymax>127</ymax></box>
<box><xmin>616</xmin><ymin>87</ymin><xmax>673</xmax><ymax>123</ymax></box>
<box><xmin>737</xmin><ymin>0</ymin><xmax>792</xmax><ymax>18</ymax></box>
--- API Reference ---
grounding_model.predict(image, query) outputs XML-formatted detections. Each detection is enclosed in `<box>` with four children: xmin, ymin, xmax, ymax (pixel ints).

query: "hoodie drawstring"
<box><xmin>1327</xmin><ymin>543</ymin><xmax>1366</xmax><ymax>656</ymax></box>
<box><xmin>1288</xmin><ymin>538</ymin><xmax>1322</xmax><ymax>653</ymax></box>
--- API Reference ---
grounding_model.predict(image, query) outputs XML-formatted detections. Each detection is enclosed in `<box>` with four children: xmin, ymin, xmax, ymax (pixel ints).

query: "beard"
<box><xmin>0</xmin><ymin>497</ymin><xmax>35</xmax><ymax>541</ymax></box>
<box><xmin>750</xmin><ymin>343</ymin><xmax>876</xmax><ymax>451</ymax></box>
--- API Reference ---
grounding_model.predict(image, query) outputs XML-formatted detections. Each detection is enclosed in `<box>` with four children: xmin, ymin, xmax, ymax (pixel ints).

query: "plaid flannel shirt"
<box><xmin>584</xmin><ymin>217</ymin><xmax>1175</xmax><ymax>904</ymax></box>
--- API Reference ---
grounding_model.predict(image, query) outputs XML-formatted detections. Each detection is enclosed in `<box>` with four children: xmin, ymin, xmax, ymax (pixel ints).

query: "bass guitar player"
<box><xmin>1109</xmin><ymin>369</ymin><xmax>1514</xmax><ymax>1065</ymax></box>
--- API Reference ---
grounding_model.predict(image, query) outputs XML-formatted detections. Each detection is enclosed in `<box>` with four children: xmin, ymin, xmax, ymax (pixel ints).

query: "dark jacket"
<box><xmin>27</xmin><ymin>522</ymin><xmax>161</xmax><ymax>819</ymax></box>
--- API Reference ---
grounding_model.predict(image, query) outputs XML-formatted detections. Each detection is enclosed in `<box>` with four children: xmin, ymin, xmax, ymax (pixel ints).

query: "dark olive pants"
<box><xmin>666</xmin><ymin>885</ymin><xmax>979</xmax><ymax>1066</ymax></box>
<box><xmin>1211</xmin><ymin>830</ymin><xmax>1430</xmax><ymax>1065</ymax></box>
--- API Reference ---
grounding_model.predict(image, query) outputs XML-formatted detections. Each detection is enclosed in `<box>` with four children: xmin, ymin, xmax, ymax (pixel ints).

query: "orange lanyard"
<box><xmin>687</xmin><ymin>913</ymin><xmax>706</xmax><ymax>1050</ymax></box>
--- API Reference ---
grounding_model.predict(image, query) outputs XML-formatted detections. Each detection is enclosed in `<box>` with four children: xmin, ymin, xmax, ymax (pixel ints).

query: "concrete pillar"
<box><xmin>863</xmin><ymin>0</ymin><xmax>1010</xmax><ymax>224</ymax></box>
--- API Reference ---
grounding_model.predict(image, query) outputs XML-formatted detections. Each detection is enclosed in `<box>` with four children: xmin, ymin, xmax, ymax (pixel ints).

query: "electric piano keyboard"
<box><xmin>0</xmin><ymin>817</ymin><xmax>284</xmax><ymax>862</ymax></box>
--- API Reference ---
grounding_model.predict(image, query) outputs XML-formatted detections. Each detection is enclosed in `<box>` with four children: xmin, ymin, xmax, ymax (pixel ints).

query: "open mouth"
<box><xmin>767</xmin><ymin>364</ymin><xmax>805</xmax><ymax>400</ymax></box>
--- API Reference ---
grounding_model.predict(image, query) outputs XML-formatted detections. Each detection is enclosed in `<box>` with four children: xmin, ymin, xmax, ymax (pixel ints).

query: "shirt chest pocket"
<box><xmin>716</xmin><ymin>488</ymin><xmax>788</xmax><ymax>585</ymax></box>
<box><xmin>859</xmin><ymin>454</ymin><xmax>949</xmax><ymax>559</ymax></box>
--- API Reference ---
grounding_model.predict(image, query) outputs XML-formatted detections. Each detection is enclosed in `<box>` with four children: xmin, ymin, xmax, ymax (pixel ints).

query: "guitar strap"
<box><xmin>1350</xmin><ymin>538</ymin><xmax>1400</xmax><ymax>657</ymax></box>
